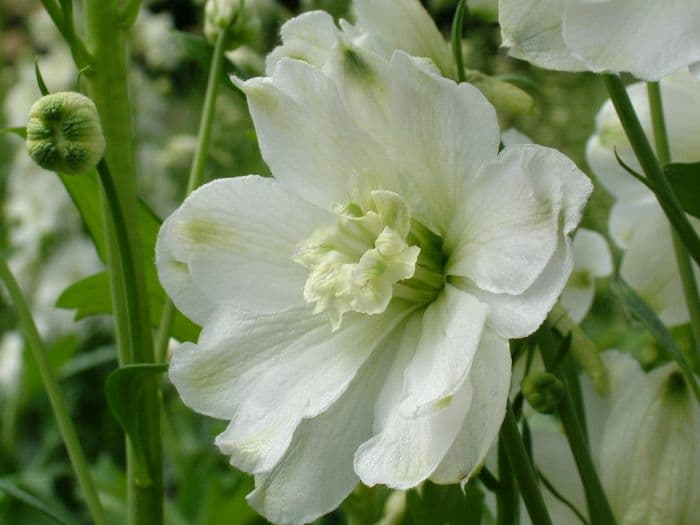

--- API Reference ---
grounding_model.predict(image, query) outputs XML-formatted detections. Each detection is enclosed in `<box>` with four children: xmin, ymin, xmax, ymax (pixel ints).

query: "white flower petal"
<box><xmin>388</xmin><ymin>51</ymin><xmax>499</xmax><ymax>232</ymax></box>
<box><xmin>399</xmin><ymin>286</ymin><xmax>488</xmax><ymax>415</ymax></box>
<box><xmin>563</xmin><ymin>0</ymin><xmax>700</xmax><ymax>81</ymax></box>
<box><xmin>560</xmin><ymin>284</ymin><xmax>594</xmax><ymax>325</ymax></box>
<box><xmin>430</xmin><ymin>329</ymin><xmax>511</xmax><ymax>484</ymax></box>
<box><xmin>620</xmin><ymin>206</ymin><xmax>689</xmax><ymax>327</ymax></box>
<box><xmin>353</xmin><ymin>0</ymin><xmax>456</xmax><ymax>77</ymax></box>
<box><xmin>234</xmin><ymin>59</ymin><xmax>393</xmax><ymax>208</ymax></box>
<box><xmin>265</xmin><ymin>11</ymin><xmax>338</xmax><ymax>74</ymax></box>
<box><xmin>463</xmin><ymin>236</ymin><xmax>574</xmax><ymax>339</ymax></box>
<box><xmin>608</xmin><ymin>200</ymin><xmax>653</xmax><ymax>250</ymax></box>
<box><xmin>214</xmin><ymin>303</ymin><xmax>413</xmax><ymax>474</ymax></box>
<box><xmin>447</xmin><ymin>145</ymin><xmax>568</xmax><ymax>295</ymax></box>
<box><xmin>156</xmin><ymin>176</ymin><xmax>330</xmax><ymax>319</ymax></box>
<box><xmin>573</xmin><ymin>228</ymin><xmax>612</xmax><ymax>278</ymax></box>
<box><xmin>499</xmin><ymin>0</ymin><xmax>586</xmax><ymax>72</ymax></box>
<box><xmin>246</xmin><ymin>333</ymin><xmax>401</xmax><ymax>525</ymax></box>
<box><xmin>354</xmin><ymin>306</ymin><xmax>476</xmax><ymax>489</ymax></box>
<box><xmin>600</xmin><ymin>362</ymin><xmax>700</xmax><ymax>523</ymax></box>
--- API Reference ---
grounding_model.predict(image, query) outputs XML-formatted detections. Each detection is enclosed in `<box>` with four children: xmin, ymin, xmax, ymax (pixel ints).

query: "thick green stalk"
<box><xmin>155</xmin><ymin>28</ymin><xmax>229</xmax><ymax>362</ymax></box>
<box><xmin>537</xmin><ymin>322</ymin><xmax>617</xmax><ymax>525</ymax></box>
<box><xmin>602</xmin><ymin>74</ymin><xmax>700</xmax><ymax>267</ymax></box>
<box><xmin>496</xmin><ymin>436</ymin><xmax>518</xmax><ymax>525</ymax></box>
<box><xmin>499</xmin><ymin>402</ymin><xmax>553</xmax><ymax>525</ymax></box>
<box><xmin>82</xmin><ymin>1</ymin><xmax>162</xmax><ymax>523</ymax></box>
<box><xmin>646</xmin><ymin>82</ymin><xmax>700</xmax><ymax>367</ymax></box>
<box><xmin>0</xmin><ymin>257</ymin><xmax>108</xmax><ymax>525</ymax></box>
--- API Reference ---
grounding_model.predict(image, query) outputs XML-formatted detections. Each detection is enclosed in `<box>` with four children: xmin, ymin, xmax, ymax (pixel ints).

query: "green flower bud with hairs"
<box><xmin>26</xmin><ymin>92</ymin><xmax>105</xmax><ymax>175</ymax></box>
<box><xmin>521</xmin><ymin>371</ymin><xmax>565</xmax><ymax>414</ymax></box>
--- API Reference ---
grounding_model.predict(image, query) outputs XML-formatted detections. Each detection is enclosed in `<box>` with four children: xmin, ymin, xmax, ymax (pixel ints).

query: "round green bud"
<box><xmin>26</xmin><ymin>92</ymin><xmax>105</xmax><ymax>175</ymax></box>
<box><xmin>204</xmin><ymin>0</ymin><xmax>260</xmax><ymax>49</ymax></box>
<box><xmin>521</xmin><ymin>372</ymin><xmax>565</xmax><ymax>414</ymax></box>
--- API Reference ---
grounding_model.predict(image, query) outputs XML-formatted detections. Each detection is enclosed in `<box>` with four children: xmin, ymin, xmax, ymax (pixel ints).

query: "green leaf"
<box><xmin>0</xmin><ymin>479</ymin><xmax>75</xmax><ymax>525</ymax></box>
<box><xmin>56</xmin><ymin>171</ymin><xmax>200</xmax><ymax>343</ymax></box>
<box><xmin>34</xmin><ymin>58</ymin><xmax>50</xmax><ymax>96</ymax></box>
<box><xmin>105</xmin><ymin>364</ymin><xmax>168</xmax><ymax>486</ymax></box>
<box><xmin>172</xmin><ymin>31</ymin><xmax>245</xmax><ymax>92</ymax></box>
<box><xmin>56</xmin><ymin>272</ymin><xmax>199</xmax><ymax>343</ymax></box>
<box><xmin>613</xmin><ymin>276</ymin><xmax>700</xmax><ymax>402</ymax></box>
<box><xmin>406</xmin><ymin>481</ymin><xmax>483</xmax><ymax>525</ymax></box>
<box><xmin>664</xmin><ymin>161</ymin><xmax>700</xmax><ymax>219</ymax></box>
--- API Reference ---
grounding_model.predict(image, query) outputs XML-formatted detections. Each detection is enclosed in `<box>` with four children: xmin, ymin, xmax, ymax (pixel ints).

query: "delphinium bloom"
<box><xmin>499</xmin><ymin>0</ymin><xmax>700</xmax><ymax>81</ymax></box>
<box><xmin>158</xmin><ymin>48</ymin><xmax>591</xmax><ymax>524</ymax></box>
<box><xmin>587</xmin><ymin>72</ymin><xmax>700</xmax><ymax>326</ymax></box>
<box><xmin>525</xmin><ymin>351</ymin><xmax>700</xmax><ymax>525</ymax></box>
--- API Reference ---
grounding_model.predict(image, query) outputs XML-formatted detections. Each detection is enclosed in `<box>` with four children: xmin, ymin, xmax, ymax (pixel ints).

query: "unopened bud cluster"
<box><xmin>204</xmin><ymin>0</ymin><xmax>259</xmax><ymax>49</ymax></box>
<box><xmin>26</xmin><ymin>92</ymin><xmax>104</xmax><ymax>175</ymax></box>
<box><xmin>521</xmin><ymin>372</ymin><xmax>565</xmax><ymax>414</ymax></box>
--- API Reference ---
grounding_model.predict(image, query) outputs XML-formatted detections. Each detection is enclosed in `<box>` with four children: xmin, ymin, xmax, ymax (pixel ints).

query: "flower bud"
<box><xmin>26</xmin><ymin>92</ymin><xmax>105</xmax><ymax>175</ymax></box>
<box><xmin>204</xmin><ymin>0</ymin><xmax>259</xmax><ymax>49</ymax></box>
<box><xmin>521</xmin><ymin>372</ymin><xmax>565</xmax><ymax>414</ymax></box>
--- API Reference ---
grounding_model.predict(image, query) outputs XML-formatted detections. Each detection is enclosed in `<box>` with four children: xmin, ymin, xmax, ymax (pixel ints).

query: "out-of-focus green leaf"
<box><xmin>56</xmin><ymin>272</ymin><xmax>199</xmax><ymax>343</ymax></box>
<box><xmin>0</xmin><ymin>479</ymin><xmax>75</xmax><ymax>525</ymax></box>
<box><xmin>664</xmin><ymin>161</ymin><xmax>700</xmax><ymax>219</ymax></box>
<box><xmin>105</xmin><ymin>364</ymin><xmax>167</xmax><ymax>486</ymax></box>
<box><xmin>59</xmin><ymin>345</ymin><xmax>117</xmax><ymax>379</ymax></box>
<box><xmin>406</xmin><ymin>481</ymin><xmax>483</xmax><ymax>525</ymax></box>
<box><xmin>55</xmin><ymin>172</ymin><xmax>200</xmax><ymax>342</ymax></box>
<box><xmin>613</xmin><ymin>276</ymin><xmax>700</xmax><ymax>402</ymax></box>
<box><xmin>342</xmin><ymin>485</ymin><xmax>392</xmax><ymax>525</ymax></box>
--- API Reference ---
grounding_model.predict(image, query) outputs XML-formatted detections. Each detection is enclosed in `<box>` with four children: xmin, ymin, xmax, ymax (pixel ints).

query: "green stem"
<box><xmin>0</xmin><ymin>257</ymin><xmax>108</xmax><ymax>525</ymax></box>
<box><xmin>155</xmin><ymin>28</ymin><xmax>229</xmax><ymax>362</ymax></box>
<box><xmin>646</xmin><ymin>82</ymin><xmax>700</xmax><ymax>368</ymax></box>
<box><xmin>537</xmin><ymin>322</ymin><xmax>617</xmax><ymax>525</ymax></box>
<box><xmin>451</xmin><ymin>0</ymin><xmax>467</xmax><ymax>83</ymax></box>
<box><xmin>499</xmin><ymin>402</ymin><xmax>552</xmax><ymax>525</ymax></box>
<box><xmin>602</xmin><ymin>74</ymin><xmax>700</xmax><ymax>268</ymax></box>
<box><xmin>83</xmin><ymin>1</ymin><xmax>162</xmax><ymax>523</ymax></box>
<box><xmin>496</xmin><ymin>436</ymin><xmax>518</xmax><ymax>525</ymax></box>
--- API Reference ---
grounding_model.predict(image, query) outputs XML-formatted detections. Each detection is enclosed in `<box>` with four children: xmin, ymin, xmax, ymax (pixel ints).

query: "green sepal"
<box><xmin>464</xmin><ymin>69</ymin><xmax>536</xmax><ymax>116</ymax></box>
<box><xmin>0</xmin><ymin>127</ymin><xmax>27</xmax><ymax>139</ymax></box>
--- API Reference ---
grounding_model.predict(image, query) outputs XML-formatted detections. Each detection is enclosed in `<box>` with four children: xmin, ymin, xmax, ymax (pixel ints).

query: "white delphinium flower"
<box><xmin>525</xmin><ymin>351</ymin><xmax>700</xmax><ymax>525</ymax></box>
<box><xmin>158</xmin><ymin>45</ymin><xmax>591</xmax><ymax>523</ymax></box>
<box><xmin>560</xmin><ymin>228</ymin><xmax>612</xmax><ymax>323</ymax></box>
<box><xmin>499</xmin><ymin>0</ymin><xmax>700</xmax><ymax>81</ymax></box>
<box><xmin>587</xmin><ymin>72</ymin><xmax>700</xmax><ymax>326</ymax></box>
<box><xmin>266</xmin><ymin>0</ymin><xmax>534</xmax><ymax>115</ymax></box>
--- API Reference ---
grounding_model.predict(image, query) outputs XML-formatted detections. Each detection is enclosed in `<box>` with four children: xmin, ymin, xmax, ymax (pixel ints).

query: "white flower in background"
<box><xmin>158</xmin><ymin>45</ymin><xmax>590</xmax><ymax>523</ymax></box>
<box><xmin>526</xmin><ymin>351</ymin><xmax>700</xmax><ymax>525</ymax></box>
<box><xmin>587</xmin><ymin>72</ymin><xmax>700</xmax><ymax>326</ymax></box>
<box><xmin>499</xmin><ymin>0</ymin><xmax>700</xmax><ymax>81</ymax></box>
<box><xmin>0</xmin><ymin>332</ymin><xmax>23</xmax><ymax>393</ymax></box>
<box><xmin>266</xmin><ymin>0</ymin><xmax>534</xmax><ymax>115</ymax></box>
<box><xmin>560</xmin><ymin>228</ymin><xmax>612</xmax><ymax>323</ymax></box>
<box><xmin>132</xmin><ymin>10</ymin><xmax>183</xmax><ymax>71</ymax></box>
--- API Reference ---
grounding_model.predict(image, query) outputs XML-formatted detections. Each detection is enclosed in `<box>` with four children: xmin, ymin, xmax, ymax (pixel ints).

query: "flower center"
<box><xmin>294</xmin><ymin>190</ymin><xmax>446</xmax><ymax>330</ymax></box>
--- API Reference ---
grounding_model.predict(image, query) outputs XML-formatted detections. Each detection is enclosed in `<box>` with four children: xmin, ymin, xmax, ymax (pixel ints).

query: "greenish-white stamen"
<box><xmin>294</xmin><ymin>190</ymin><xmax>446</xmax><ymax>330</ymax></box>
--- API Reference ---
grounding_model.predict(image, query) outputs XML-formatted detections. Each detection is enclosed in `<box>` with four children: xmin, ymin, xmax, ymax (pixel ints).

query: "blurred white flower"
<box><xmin>158</xmin><ymin>47</ymin><xmax>590</xmax><ymax>523</ymax></box>
<box><xmin>0</xmin><ymin>332</ymin><xmax>23</xmax><ymax>393</ymax></box>
<box><xmin>499</xmin><ymin>0</ymin><xmax>700</xmax><ymax>81</ymax></box>
<box><xmin>528</xmin><ymin>351</ymin><xmax>700</xmax><ymax>525</ymax></box>
<box><xmin>132</xmin><ymin>10</ymin><xmax>183</xmax><ymax>71</ymax></box>
<box><xmin>586</xmin><ymin>72</ymin><xmax>700</xmax><ymax>326</ymax></box>
<box><xmin>560</xmin><ymin>228</ymin><xmax>612</xmax><ymax>323</ymax></box>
